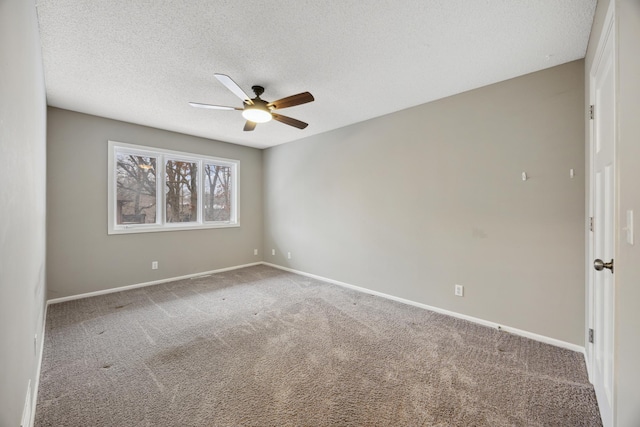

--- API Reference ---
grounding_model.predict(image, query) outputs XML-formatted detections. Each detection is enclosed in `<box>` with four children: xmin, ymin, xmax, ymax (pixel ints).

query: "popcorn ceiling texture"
<box><xmin>36</xmin><ymin>0</ymin><xmax>596</xmax><ymax>148</ymax></box>
<box><xmin>35</xmin><ymin>265</ymin><xmax>601</xmax><ymax>426</ymax></box>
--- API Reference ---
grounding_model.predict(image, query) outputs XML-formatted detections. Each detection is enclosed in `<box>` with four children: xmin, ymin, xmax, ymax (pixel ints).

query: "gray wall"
<box><xmin>0</xmin><ymin>0</ymin><xmax>48</xmax><ymax>425</ymax></box>
<box><xmin>264</xmin><ymin>60</ymin><xmax>586</xmax><ymax>345</ymax></box>
<box><xmin>47</xmin><ymin>108</ymin><xmax>263</xmax><ymax>299</ymax></box>
<box><xmin>615</xmin><ymin>2</ymin><xmax>640</xmax><ymax>423</ymax></box>
<box><xmin>614</xmin><ymin>1</ymin><xmax>640</xmax><ymax>423</ymax></box>
<box><xmin>586</xmin><ymin>0</ymin><xmax>640</xmax><ymax>425</ymax></box>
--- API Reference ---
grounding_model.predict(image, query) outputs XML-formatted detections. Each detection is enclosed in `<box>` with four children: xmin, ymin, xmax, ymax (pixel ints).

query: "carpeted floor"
<box><xmin>35</xmin><ymin>265</ymin><xmax>601</xmax><ymax>426</ymax></box>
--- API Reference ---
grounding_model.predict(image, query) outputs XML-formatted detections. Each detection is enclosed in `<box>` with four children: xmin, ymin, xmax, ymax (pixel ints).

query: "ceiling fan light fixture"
<box><xmin>191</xmin><ymin>75</ymin><xmax>312</xmax><ymax>131</ymax></box>
<box><xmin>242</xmin><ymin>105</ymin><xmax>272</xmax><ymax>123</ymax></box>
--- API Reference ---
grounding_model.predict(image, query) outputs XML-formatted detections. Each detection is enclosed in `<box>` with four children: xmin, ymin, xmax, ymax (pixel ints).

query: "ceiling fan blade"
<box><xmin>214</xmin><ymin>74</ymin><xmax>253</xmax><ymax>105</ymax></box>
<box><xmin>272</xmin><ymin>113</ymin><xmax>308</xmax><ymax>129</ymax></box>
<box><xmin>267</xmin><ymin>92</ymin><xmax>314</xmax><ymax>110</ymax></box>
<box><xmin>188</xmin><ymin>102</ymin><xmax>241</xmax><ymax>110</ymax></box>
<box><xmin>243</xmin><ymin>121</ymin><xmax>257</xmax><ymax>131</ymax></box>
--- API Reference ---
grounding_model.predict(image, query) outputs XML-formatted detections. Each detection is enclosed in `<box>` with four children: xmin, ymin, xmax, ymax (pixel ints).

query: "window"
<box><xmin>204</xmin><ymin>163</ymin><xmax>233</xmax><ymax>222</ymax></box>
<box><xmin>165</xmin><ymin>159</ymin><xmax>198</xmax><ymax>223</ymax></box>
<box><xmin>108</xmin><ymin>141</ymin><xmax>239</xmax><ymax>234</ymax></box>
<box><xmin>115</xmin><ymin>152</ymin><xmax>158</xmax><ymax>225</ymax></box>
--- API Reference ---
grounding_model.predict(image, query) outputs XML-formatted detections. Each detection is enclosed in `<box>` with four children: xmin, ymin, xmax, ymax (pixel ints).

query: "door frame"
<box><xmin>586</xmin><ymin>1</ymin><xmax>616</xmax><ymax>425</ymax></box>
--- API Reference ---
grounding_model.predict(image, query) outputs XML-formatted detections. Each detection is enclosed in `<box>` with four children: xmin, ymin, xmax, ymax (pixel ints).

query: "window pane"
<box><xmin>204</xmin><ymin>164</ymin><xmax>232</xmax><ymax>222</ymax></box>
<box><xmin>165</xmin><ymin>160</ymin><xmax>198</xmax><ymax>223</ymax></box>
<box><xmin>116</xmin><ymin>153</ymin><xmax>157</xmax><ymax>224</ymax></box>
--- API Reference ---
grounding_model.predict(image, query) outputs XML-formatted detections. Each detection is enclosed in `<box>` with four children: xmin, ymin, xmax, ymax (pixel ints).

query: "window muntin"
<box><xmin>108</xmin><ymin>141</ymin><xmax>239</xmax><ymax>234</ymax></box>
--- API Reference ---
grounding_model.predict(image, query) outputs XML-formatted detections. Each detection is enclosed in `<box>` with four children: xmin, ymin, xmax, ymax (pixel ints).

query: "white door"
<box><xmin>588</xmin><ymin>6</ymin><xmax>615</xmax><ymax>426</ymax></box>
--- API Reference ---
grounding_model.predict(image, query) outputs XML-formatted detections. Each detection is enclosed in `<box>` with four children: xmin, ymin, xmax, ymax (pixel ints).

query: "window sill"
<box><xmin>108</xmin><ymin>222</ymin><xmax>240</xmax><ymax>235</ymax></box>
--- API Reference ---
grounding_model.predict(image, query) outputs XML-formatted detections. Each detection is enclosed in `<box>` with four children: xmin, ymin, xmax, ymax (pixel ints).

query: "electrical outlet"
<box><xmin>254</xmin><ymin>249</ymin><xmax>258</xmax><ymax>256</ymax></box>
<box><xmin>151</xmin><ymin>261</ymin><xmax>158</xmax><ymax>270</ymax></box>
<box><xmin>287</xmin><ymin>252</ymin><xmax>291</xmax><ymax>259</ymax></box>
<box><xmin>454</xmin><ymin>284</ymin><xmax>464</xmax><ymax>297</ymax></box>
<box><xmin>271</xmin><ymin>249</ymin><xmax>275</xmax><ymax>256</ymax></box>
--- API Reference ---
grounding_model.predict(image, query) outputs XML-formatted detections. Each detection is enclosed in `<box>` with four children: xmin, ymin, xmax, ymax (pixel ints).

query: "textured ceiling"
<box><xmin>36</xmin><ymin>1</ymin><xmax>596</xmax><ymax>149</ymax></box>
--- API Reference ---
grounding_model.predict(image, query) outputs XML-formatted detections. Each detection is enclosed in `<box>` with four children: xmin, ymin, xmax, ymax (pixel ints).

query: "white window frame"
<box><xmin>108</xmin><ymin>141</ymin><xmax>240</xmax><ymax>234</ymax></box>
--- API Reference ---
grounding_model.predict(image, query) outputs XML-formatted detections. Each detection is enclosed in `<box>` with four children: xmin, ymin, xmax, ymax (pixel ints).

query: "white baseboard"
<box><xmin>29</xmin><ymin>302</ymin><xmax>47</xmax><ymax>427</ymax></box>
<box><xmin>44</xmin><ymin>260</ymin><xmax>585</xmax><ymax>354</ymax></box>
<box><xmin>262</xmin><ymin>262</ymin><xmax>585</xmax><ymax>354</ymax></box>
<box><xmin>47</xmin><ymin>262</ymin><xmax>263</xmax><ymax>305</ymax></box>
<box><xmin>584</xmin><ymin>347</ymin><xmax>592</xmax><ymax>382</ymax></box>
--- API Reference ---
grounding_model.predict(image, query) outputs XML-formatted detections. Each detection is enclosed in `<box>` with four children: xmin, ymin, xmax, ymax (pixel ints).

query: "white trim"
<box><xmin>47</xmin><ymin>262</ymin><xmax>263</xmax><ymax>305</ymax></box>
<box><xmin>586</xmin><ymin>0</ymin><xmax>616</xmax><ymax>381</ymax></box>
<box><xmin>107</xmin><ymin>140</ymin><xmax>240</xmax><ymax>235</ymax></box>
<box><xmin>29</xmin><ymin>302</ymin><xmax>47</xmax><ymax>427</ymax></box>
<box><xmin>263</xmin><ymin>262</ymin><xmax>585</xmax><ymax>353</ymax></box>
<box><xmin>108</xmin><ymin>222</ymin><xmax>241</xmax><ymax>235</ymax></box>
<box><xmin>44</xmin><ymin>259</ymin><xmax>587</xmax><ymax>352</ymax></box>
<box><xmin>586</xmin><ymin>2</ymin><xmax>616</xmax><ymax>426</ymax></box>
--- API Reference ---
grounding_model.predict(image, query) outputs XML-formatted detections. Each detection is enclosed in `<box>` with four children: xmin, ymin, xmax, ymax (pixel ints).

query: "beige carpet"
<box><xmin>35</xmin><ymin>265</ymin><xmax>601</xmax><ymax>426</ymax></box>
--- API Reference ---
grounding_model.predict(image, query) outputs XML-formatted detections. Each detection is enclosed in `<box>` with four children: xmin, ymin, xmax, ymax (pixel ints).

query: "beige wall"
<box><xmin>47</xmin><ymin>108</ymin><xmax>263</xmax><ymax>299</ymax></box>
<box><xmin>614</xmin><ymin>1</ymin><xmax>640</xmax><ymax>423</ymax></box>
<box><xmin>0</xmin><ymin>0</ymin><xmax>47</xmax><ymax>424</ymax></box>
<box><xmin>264</xmin><ymin>61</ymin><xmax>586</xmax><ymax>345</ymax></box>
<box><xmin>585</xmin><ymin>0</ymin><xmax>640</xmax><ymax>425</ymax></box>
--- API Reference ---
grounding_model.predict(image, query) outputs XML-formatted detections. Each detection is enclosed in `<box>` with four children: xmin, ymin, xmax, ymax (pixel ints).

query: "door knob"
<box><xmin>594</xmin><ymin>259</ymin><xmax>614</xmax><ymax>273</ymax></box>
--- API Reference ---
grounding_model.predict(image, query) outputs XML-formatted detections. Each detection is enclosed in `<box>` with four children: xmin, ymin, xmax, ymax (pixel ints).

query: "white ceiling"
<box><xmin>36</xmin><ymin>0</ymin><xmax>596</xmax><ymax>149</ymax></box>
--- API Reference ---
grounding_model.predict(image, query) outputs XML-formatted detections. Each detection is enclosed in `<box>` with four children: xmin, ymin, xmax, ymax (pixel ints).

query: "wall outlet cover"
<box><xmin>455</xmin><ymin>284</ymin><xmax>464</xmax><ymax>297</ymax></box>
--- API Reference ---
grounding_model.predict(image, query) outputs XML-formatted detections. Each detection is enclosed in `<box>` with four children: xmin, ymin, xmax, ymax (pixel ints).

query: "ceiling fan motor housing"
<box><xmin>251</xmin><ymin>85</ymin><xmax>265</xmax><ymax>98</ymax></box>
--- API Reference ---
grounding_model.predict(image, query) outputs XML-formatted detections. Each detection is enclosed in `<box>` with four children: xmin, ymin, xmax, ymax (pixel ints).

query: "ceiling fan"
<box><xmin>189</xmin><ymin>74</ymin><xmax>314</xmax><ymax>131</ymax></box>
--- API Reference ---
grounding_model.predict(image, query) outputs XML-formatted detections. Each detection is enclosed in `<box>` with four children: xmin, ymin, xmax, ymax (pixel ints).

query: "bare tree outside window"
<box><xmin>204</xmin><ymin>164</ymin><xmax>232</xmax><ymax>221</ymax></box>
<box><xmin>116</xmin><ymin>154</ymin><xmax>157</xmax><ymax>224</ymax></box>
<box><xmin>109</xmin><ymin>142</ymin><xmax>239</xmax><ymax>234</ymax></box>
<box><xmin>165</xmin><ymin>160</ymin><xmax>198</xmax><ymax>222</ymax></box>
